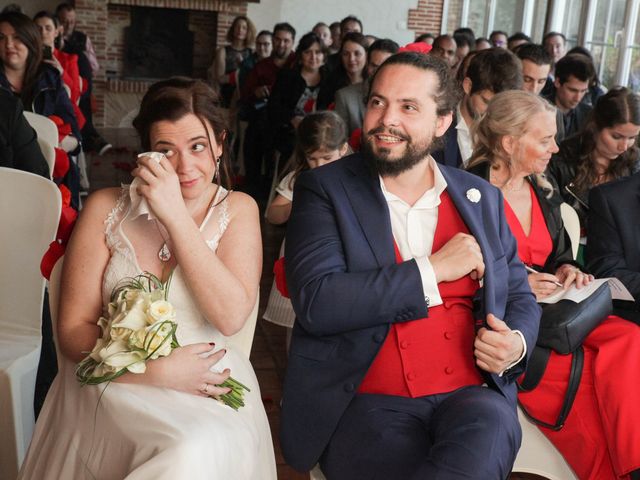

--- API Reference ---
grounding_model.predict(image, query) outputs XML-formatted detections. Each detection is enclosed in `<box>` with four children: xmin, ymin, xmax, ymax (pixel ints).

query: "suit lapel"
<box><xmin>341</xmin><ymin>159</ymin><xmax>396</xmax><ymax>266</ymax></box>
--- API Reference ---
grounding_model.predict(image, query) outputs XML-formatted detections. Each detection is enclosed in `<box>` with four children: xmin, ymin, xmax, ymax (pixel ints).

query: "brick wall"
<box><xmin>74</xmin><ymin>0</ymin><xmax>248</xmax><ymax>127</ymax></box>
<box><xmin>408</xmin><ymin>0</ymin><xmax>445</xmax><ymax>38</ymax></box>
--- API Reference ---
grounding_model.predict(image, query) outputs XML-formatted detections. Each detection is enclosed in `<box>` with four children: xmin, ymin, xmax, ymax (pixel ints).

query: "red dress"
<box><xmin>505</xmin><ymin>185</ymin><xmax>640</xmax><ymax>480</ymax></box>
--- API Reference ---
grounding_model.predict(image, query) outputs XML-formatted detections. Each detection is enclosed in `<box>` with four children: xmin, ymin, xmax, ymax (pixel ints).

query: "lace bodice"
<box><xmin>102</xmin><ymin>185</ymin><xmax>231</xmax><ymax>345</ymax></box>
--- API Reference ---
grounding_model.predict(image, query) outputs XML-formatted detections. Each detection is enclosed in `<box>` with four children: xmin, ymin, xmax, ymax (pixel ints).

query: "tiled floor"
<box><xmin>86</xmin><ymin>145</ymin><xmax>543</xmax><ymax>480</ymax></box>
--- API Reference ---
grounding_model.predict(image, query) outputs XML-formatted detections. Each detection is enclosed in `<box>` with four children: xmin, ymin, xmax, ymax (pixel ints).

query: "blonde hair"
<box><xmin>467</xmin><ymin>90</ymin><xmax>556</xmax><ymax>195</ymax></box>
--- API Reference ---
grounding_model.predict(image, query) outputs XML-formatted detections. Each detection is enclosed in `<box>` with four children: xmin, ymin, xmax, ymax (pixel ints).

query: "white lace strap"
<box><xmin>104</xmin><ymin>186</ymin><xmax>129</xmax><ymax>251</ymax></box>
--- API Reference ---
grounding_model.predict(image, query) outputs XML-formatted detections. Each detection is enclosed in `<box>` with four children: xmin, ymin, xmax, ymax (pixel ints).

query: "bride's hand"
<box><xmin>132</xmin><ymin>153</ymin><xmax>188</xmax><ymax>224</ymax></box>
<box><xmin>145</xmin><ymin>343</ymin><xmax>232</xmax><ymax>397</ymax></box>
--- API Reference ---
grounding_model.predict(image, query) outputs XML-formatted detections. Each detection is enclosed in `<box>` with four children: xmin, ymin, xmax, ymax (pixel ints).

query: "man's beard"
<box><xmin>362</xmin><ymin>126</ymin><xmax>434</xmax><ymax>177</ymax></box>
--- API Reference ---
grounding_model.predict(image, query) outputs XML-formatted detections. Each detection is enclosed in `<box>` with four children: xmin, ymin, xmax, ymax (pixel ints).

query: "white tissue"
<box><xmin>129</xmin><ymin>152</ymin><xmax>166</xmax><ymax>221</ymax></box>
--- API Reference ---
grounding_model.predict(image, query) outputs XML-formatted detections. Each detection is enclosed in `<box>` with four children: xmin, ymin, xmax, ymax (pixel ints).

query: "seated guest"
<box><xmin>33</xmin><ymin>11</ymin><xmax>85</xmax><ymax>130</ymax></box>
<box><xmin>312</xmin><ymin>22</ymin><xmax>332</xmax><ymax>49</ymax></box>
<box><xmin>489</xmin><ymin>30</ymin><xmax>508</xmax><ymax>48</ymax></box>
<box><xmin>334</xmin><ymin>38</ymin><xmax>398</xmax><ymax>136</ymax></box>
<box><xmin>507</xmin><ymin>32</ymin><xmax>531</xmax><ymax>51</ymax></box>
<box><xmin>282</xmin><ymin>52</ymin><xmax>540</xmax><ymax>479</ymax></box>
<box><xmin>237</xmin><ymin>29</ymin><xmax>272</xmax><ymax>92</ymax></box>
<box><xmin>325</xmin><ymin>15</ymin><xmax>363</xmax><ymax>70</ymax></box>
<box><xmin>268</xmin><ymin>32</ymin><xmax>328</xmax><ymax>162</ymax></box>
<box><xmin>566</xmin><ymin>45</ymin><xmax>607</xmax><ymax>107</ymax></box>
<box><xmin>587</xmin><ymin>171</ymin><xmax>640</xmax><ymax>318</ymax></box>
<box><xmin>208</xmin><ymin>15</ymin><xmax>255</xmax><ymax>108</ymax></box>
<box><xmin>18</xmin><ymin>77</ymin><xmax>276</xmax><ymax>479</ymax></box>
<box><xmin>318</xmin><ymin>31</ymin><xmax>367</xmax><ymax>110</ymax></box>
<box><xmin>432</xmin><ymin>47</ymin><xmax>522</xmax><ymax>168</ymax></box>
<box><xmin>453</xmin><ymin>29</ymin><xmax>474</xmax><ymax>67</ymax></box>
<box><xmin>475</xmin><ymin>37</ymin><xmax>491</xmax><ymax>50</ymax></box>
<box><xmin>430</xmin><ymin>34</ymin><xmax>457</xmax><ymax>69</ymax></box>
<box><xmin>468</xmin><ymin>90</ymin><xmax>640</xmax><ymax>480</ymax></box>
<box><xmin>544</xmin><ymin>54</ymin><xmax>595</xmax><ymax>139</ymax></box>
<box><xmin>547</xmin><ymin>87</ymin><xmax>640</xmax><ymax>231</ymax></box>
<box><xmin>328</xmin><ymin>21</ymin><xmax>341</xmax><ymax>54</ymax></box>
<box><xmin>0</xmin><ymin>88</ymin><xmax>49</xmax><ymax>177</ymax></box>
<box><xmin>0</xmin><ymin>12</ymin><xmax>80</xmax><ymax>144</ymax></box>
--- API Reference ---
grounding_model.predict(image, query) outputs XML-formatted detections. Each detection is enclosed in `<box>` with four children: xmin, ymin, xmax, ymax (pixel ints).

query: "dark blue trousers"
<box><xmin>319</xmin><ymin>386</ymin><xmax>521</xmax><ymax>480</ymax></box>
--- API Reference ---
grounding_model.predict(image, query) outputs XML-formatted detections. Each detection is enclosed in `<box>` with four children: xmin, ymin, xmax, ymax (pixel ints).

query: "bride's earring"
<box><xmin>214</xmin><ymin>156</ymin><xmax>221</xmax><ymax>180</ymax></box>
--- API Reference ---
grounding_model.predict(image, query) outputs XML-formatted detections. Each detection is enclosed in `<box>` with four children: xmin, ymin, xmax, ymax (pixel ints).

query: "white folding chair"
<box><xmin>560</xmin><ymin>202</ymin><xmax>580</xmax><ymax>260</ymax></box>
<box><xmin>0</xmin><ymin>167</ymin><xmax>60</xmax><ymax>478</ymax></box>
<box><xmin>36</xmin><ymin>138</ymin><xmax>55</xmax><ymax>180</ymax></box>
<box><xmin>23</xmin><ymin>112</ymin><xmax>59</xmax><ymax>148</ymax></box>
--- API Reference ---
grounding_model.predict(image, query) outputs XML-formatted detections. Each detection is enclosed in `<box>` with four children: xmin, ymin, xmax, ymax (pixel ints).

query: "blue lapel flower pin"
<box><xmin>466</xmin><ymin>188</ymin><xmax>481</xmax><ymax>203</ymax></box>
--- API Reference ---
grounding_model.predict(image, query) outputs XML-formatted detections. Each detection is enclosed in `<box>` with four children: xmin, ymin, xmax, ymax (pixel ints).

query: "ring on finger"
<box><xmin>201</xmin><ymin>383</ymin><xmax>210</xmax><ymax>395</ymax></box>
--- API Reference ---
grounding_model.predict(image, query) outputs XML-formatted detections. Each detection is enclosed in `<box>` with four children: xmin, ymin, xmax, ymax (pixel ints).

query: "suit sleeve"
<box><xmin>587</xmin><ymin>186</ymin><xmax>640</xmax><ymax>303</ymax></box>
<box><xmin>495</xmin><ymin>190</ymin><xmax>541</xmax><ymax>380</ymax></box>
<box><xmin>285</xmin><ymin>170</ymin><xmax>428</xmax><ymax>336</ymax></box>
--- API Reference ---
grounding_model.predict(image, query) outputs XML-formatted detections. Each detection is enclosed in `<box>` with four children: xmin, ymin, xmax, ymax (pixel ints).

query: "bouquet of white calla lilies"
<box><xmin>76</xmin><ymin>272</ymin><xmax>250</xmax><ymax>410</ymax></box>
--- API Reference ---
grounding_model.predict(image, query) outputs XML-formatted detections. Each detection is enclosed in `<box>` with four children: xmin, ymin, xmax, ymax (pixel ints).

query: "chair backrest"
<box><xmin>36</xmin><ymin>137</ymin><xmax>55</xmax><ymax>179</ymax></box>
<box><xmin>23</xmin><ymin>111</ymin><xmax>59</xmax><ymax>148</ymax></box>
<box><xmin>48</xmin><ymin>255</ymin><xmax>65</xmax><ymax>367</ymax></box>
<box><xmin>560</xmin><ymin>202</ymin><xmax>580</xmax><ymax>260</ymax></box>
<box><xmin>0</xmin><ymin>167</ymin><xmax>60</xmax><ymax>335</ymax></box>
<box><xmin>227</xmin><ymin>294</ymin><xmax>260</xmax><ymax>357</ymax></box>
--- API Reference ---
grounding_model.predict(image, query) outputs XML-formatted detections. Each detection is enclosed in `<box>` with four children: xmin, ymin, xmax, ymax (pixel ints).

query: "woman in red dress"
<box><xmin>468</xmin><ymin>90</ymin><xmax>640</xmax><ymax>480</ymax></box>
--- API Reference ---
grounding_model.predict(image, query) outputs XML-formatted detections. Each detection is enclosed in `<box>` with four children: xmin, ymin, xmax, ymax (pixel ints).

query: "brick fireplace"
<box><xmin>74</xmin><ymin>0</ymin><xmax>250</xmax><ymax>130</ymax></box>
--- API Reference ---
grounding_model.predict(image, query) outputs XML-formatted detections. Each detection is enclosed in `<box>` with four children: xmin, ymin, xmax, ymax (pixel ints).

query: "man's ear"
<box><xmin>554</xmin><ymin>77</ymin><xmax>561</xmax><ymax>89</ymax></box>
<box><xmin>339</xmin><ymin>142</ymin><xmax>349</xmax><ymax>156</ymax></box>
<box><xmin>462</xmin><ymin>77</ymin><xmax>472</xmax><ymax>96</ymax></box>
<box><xmin>435</xmin><ymin>111</ymin><xmax>453</xmax><ymax>137</ymax></box>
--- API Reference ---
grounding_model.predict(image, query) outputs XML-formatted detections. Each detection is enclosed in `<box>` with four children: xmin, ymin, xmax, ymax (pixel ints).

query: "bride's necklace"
<box><xmin>154</xmin><ymin>188</ymin><xmax>219</xmax><ymax>263</ymax></box>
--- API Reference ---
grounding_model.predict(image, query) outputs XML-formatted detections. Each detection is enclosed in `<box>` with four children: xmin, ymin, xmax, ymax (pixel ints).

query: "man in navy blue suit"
<box><xmin>432</xmin><ymin>48</ymin><xmax>522</xmax><ymax>168</ymax></box>
<box><xmin>281</xmin><ymin>52</ymin><xmax>540</xmax><ymax>479</ymax></box>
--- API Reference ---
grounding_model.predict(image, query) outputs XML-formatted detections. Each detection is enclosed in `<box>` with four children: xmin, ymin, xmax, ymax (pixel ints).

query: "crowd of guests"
<box><xmin>3</xmin><ymin>6</ymin><xmax>640</xmax><ymax>480</ymax></box>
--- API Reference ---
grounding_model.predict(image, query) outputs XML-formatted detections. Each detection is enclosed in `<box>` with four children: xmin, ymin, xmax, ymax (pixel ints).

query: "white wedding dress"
<box><xmin>19</xmin><ymin>186</ymin><xmax>277</xmax><ymax>480</ymax></box>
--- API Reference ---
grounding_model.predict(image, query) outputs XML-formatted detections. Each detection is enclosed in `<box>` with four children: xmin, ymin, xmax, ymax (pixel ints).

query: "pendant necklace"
<box><xmin>154</xmin><ymin>188</ymin><xmax>219</xmax><ymax>263</ymax></box>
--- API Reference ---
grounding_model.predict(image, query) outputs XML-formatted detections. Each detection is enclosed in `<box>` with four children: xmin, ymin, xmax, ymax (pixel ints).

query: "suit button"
<box><xmin>406</xmin><ymin>372</ymin><xmax>416</xmax><ymax>381</ymax></box>
<box><xmin>444</xmin><ymin>331</ymin><xmax>453</xmax><ymax>340</ymax></box>
<box><xmin>400</xmin><ymin>340</ymin><xmax>410</xmax><ymax>349</ymax></box>
<box><xmin>344</xmin><ymin>383</ymin><xmax>355</xmax><ymax>392</ymax></box>
<box><xmin>373</xmin><ymin>333</ymin><xmax>385</xmax><ymax>343</ymax></box>
<box><xmin>445</xmin><ymin>367</ymin><xmax>453</xmax><ymax>375</ymax></box>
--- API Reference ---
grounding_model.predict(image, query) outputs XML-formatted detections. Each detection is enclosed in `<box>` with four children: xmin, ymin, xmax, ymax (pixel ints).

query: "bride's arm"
<box><xmin>57</xmin><ymin>188</ymin><xmax>119</xmax><ymax>363</ymax></box>
<box><xmin>163</xmin><ymin>191</ymin><xmax>262</xmax><ymax>336</ymax></box>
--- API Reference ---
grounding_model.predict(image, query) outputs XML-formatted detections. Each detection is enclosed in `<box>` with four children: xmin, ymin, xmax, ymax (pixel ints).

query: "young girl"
<box><xmin>263</xmin><ymin>111</ymin><xmax>349</xmax><ymax>343</ymax></box>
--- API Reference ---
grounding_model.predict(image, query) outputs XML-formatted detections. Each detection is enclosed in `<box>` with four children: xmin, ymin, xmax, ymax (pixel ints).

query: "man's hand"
<box><xmin>474</xmin><ymin>314</ymin><xmax>524</xmax><ymax>374</ymax></box>
<box><xmin>429</xmin><ymin>232</ymin><xmax>485</xmax><ymax>283</ymax></box>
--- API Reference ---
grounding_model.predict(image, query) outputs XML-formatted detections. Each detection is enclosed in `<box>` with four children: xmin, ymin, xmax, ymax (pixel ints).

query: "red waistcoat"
<box><xmin>358</xmin><ymin>191</ymin><xmax>484</xmax><ymax>398</ymax></box>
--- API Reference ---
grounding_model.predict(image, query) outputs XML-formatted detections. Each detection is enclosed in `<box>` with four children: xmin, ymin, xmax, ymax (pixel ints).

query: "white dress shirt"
<box><xmin>455</xmin><ymin>105</ymin><xmax>473</xmax><ymax>167</ymax></box>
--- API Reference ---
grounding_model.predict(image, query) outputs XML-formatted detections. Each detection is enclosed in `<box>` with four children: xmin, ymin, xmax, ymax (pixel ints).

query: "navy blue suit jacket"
<box><xmin>432</xmin><ymin>121</ymin><xmax>463</xmax><ymax>168</ymax></box>
<box><xmin>281</xmin><ymin>153</ymin><xmax>540</xmax><ymax>471</ymax></box>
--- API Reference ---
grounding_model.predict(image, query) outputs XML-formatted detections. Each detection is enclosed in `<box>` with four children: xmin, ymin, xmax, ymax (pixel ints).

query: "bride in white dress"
<box><xmin>19</xmin><ymin>78</ymin><xmax>277</xmax><ymax>479</ymax></box>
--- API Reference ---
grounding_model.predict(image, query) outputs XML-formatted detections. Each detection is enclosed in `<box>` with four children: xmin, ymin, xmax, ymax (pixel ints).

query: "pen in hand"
<box><xmin>524</xmin><ymin>265</ymin><xmax>564</xmax><ymax>287</ymax></box>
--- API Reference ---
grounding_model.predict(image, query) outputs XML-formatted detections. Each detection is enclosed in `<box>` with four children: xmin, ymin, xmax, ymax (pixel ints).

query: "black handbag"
<box><xmin>518</xmin><ymin>282</ymin><xmax>613</xmax><ymax>430</ymax></box>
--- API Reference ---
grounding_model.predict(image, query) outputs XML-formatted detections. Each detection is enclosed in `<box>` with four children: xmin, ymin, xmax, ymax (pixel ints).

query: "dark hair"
<box><xmin>415</xmin><ymin>33</ymin><xmax>435</xmax><ymax>43</ymax></box>
<box><xmin>256</xmin><ymin>30</ymin><xmax>272</xmax><ymax>39</ymax></box>
<box><xmin>507</xmin><ymin>32</ymin><xmax>531</xmax><ymax>48</ymax></box>
<box><xmin>475</xmin><ymin>37</ymin><xmax>491</xmax><ymax>48</ymax></box>
<box><xmin>555</xmin><ymin>53</ymin><xmax>595</xmax><ymax>84</ymax></box>
<box><xmin>453</xmin><ymin>31</ymin><xmax>474</xmax><ymax>49</ymax></box>
<box><xmin>285</xmin><ymin>111</ymin><xmax>348</xmax><ymax>187</ymax></box>
<box><xmin>567</xmin><ymin>46</ymin><xmax>593</xmax><ymax>61</ymax></box>
<box><xmin>465</xmin><ymin>48</ymin><xmax>522</xmax><ymax>94</ymax></box>
<box><xmin>516</xmin><ymin>43</ymin><xmax>553</xmax><ymax>66</ymax></box>
<box><xmin>489</xmin><ymin>30</ymin><xmax>508</xmax><ymax>43</ymax></box>
<box><xmin>313</xmin><ymin>22</ymin><xmax>329</xmax><ymax>30</ymax></box>
<box><xmin>367</xmin><ymin>38</ymin><xmax>399</xmax><ymax>61</ymax></box>
<box><xmin>0</xmin><ymin>12</ymin><xmax>44</xmax><ymax>107</ymax></box>
<box><xmin>367</xmin><ymin>52</ymin><xmax>460</xmax><ymax>117</ymax></box>
<box><xmin>340</xmin><ymin>15</ymin><xmax>362</xmax><ymax>33</ymax></box>
<box><xmin>456</xmin><ymin>50</ymin><xmax>480</xmax><ymax>84</ymax></box>
<box><xmin>54</xmin><ymin>2</ymin><xmax>74</xmax><ymax>15</ymax></box>
<box><xmin>543</xmin><ymin>31</ymin><xmax>566</xmax><ymax>47</ymax></box>
<box><xmin>132</xmin><ymin>77</ymin><xmax>232</xmax><ymax>190</ymax></box>
<box><xmin>339</xmin><ymin>31</ymin><xmax>368</xmax><ymax>72</ymax></box>
<box><xmin>433</xmin><ymin>34</ymin><xmax>456</xmax><ymax>49</ymax></box>
<box><xmin>33</xmin><ymin>10</ymin><xmax>58</xmax><ymax>27</ymax></box>
<box><xmin>454</xmin><ymin>27</ymin><xmax>475</xmax><ymax>41</ymax></box>
<box><xmin>573</xmin><ymin>87</ymin><xmax>640</xmax><ymax>194</ymax></box>
<box><xmin>273</xmin><ymin>22</ymin><xmax>296</xmax><ymax>40</ymax></box>
<box><xmin>295</xmin><ymin>32</ymin><xmax>326</xmax><ymax>64</ymax></box>
<box><xmin>226</xmin><ymin>16</ymin><xmax>256</xmax><ymax>47</ymax></box>
<box><xmin>329</xmin><ymin>22</ymin><xmax>340</xmax><ymax>32</ymax></box>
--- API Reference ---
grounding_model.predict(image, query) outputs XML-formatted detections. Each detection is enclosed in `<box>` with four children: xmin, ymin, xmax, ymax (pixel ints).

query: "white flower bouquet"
<box><xmin>76</xmin><ymin>272</ymin><xmax>249</xmax><ymax>410</ymax></box>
